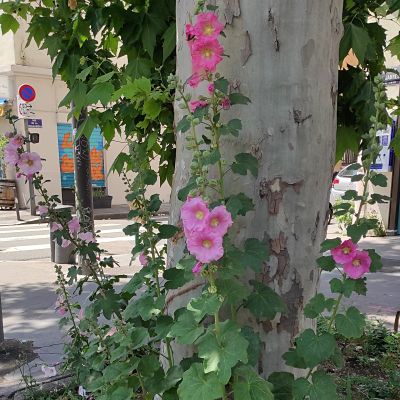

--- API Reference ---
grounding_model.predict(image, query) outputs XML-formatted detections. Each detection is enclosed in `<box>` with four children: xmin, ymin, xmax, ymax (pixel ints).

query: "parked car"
<box><xmin>328</xmin><ymin>164</ymin><xmax>359</xmax><ymax>224</ymax></box>
<box><xmin>330</xmin><ymin>164</ymin><xmax>358</xmax><ymax>204</ymax></box>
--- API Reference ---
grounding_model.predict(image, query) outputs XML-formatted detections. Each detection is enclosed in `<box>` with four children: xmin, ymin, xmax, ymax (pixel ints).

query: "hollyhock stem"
<box><xmin>328</xmin><ymin>292</ymin><xmax>344</xmax><ymax>332</ymax></box>
<box><xmin>211</xmin><ymin>102</ymin><xmax>225</xmax><ymax>199</ymax></box>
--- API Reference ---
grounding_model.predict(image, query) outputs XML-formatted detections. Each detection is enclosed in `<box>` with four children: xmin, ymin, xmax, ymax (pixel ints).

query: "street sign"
<box><xmin>27</xmin><ymin>118</ymin><xmax>43</xmax><ymax>128</ymax></box>
<box><xmin>18</xmin><ymin>84</ymin><xmax>36</xmax><ymax>103</ymax></box>
<box><xmin>17</xmin><ymin>97</ymin><xmax>31</xmax><ymax>119</ymax></box>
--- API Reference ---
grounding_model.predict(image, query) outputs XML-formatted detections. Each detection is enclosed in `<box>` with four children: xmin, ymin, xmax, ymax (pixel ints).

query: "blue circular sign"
<box><xmin>19</xmin><ymin>84</ymin><xmax>36</xmax><ymax>103</ymax></box>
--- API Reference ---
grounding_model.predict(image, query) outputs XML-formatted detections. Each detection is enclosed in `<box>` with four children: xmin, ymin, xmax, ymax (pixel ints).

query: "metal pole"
<box><xmin>71</xmin><ymin>106</ymin><xmax>94</xmax><ymax>274</ymax></box>
<box><xmin>24</xmin><ymin>119</ymin><xmax>36</xmax><ymax>216</ymax></box>
<box><xmin>0</xmin><ymin>292</ymin><xmax>4</xmax><ymax>343</ymax></box>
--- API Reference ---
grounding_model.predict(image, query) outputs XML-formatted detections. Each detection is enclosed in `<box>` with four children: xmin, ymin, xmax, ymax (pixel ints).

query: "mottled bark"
<box><xmin>169</xmin><ymin>0</ymin><xmax>343</xmax><ymax>376</ymax></box>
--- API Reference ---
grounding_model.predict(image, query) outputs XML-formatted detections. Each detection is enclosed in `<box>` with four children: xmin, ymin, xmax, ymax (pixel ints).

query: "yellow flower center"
<box><xmin>202</xmin><ymin>48</ymin><xmax>213</xmax><ymax>58</ymax></box>
<box><xmin>352</xmin><ymin>259</ymin><xmax>361</xmax><ymax>267</ymax></box>
<box><xmin>203</xmin><ymin>24</ymin><xmax>214</xmax><ymax>36</ymax></box>
<box><xmin>195</xmin><ymin>211</ymin><xmax>205</xmax><ymax>220</ymax></box>
<box><xmin>342</xmin><ymin>247</ymin><xmax>350</xmax><ymax>255</ymax></box>
<box><xmin>202</xmin><ymin>240</ymin><xmax>212</xmax><ymax>249</ymax></box>
<box><xmin>27</xmin><ymin>160</ymin><xmax>34</xmax><ymax>166</ymax></box>
<box><xmin>210</xmin><ymin>218</ymin><xmax>219</xmax><ymax>227</ymax></box>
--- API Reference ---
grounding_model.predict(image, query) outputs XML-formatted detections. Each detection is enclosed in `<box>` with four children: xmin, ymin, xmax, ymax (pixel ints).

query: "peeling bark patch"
<box><xmin>267</xmin><ymin>9</ymin><xmax>280</xmax><ymax>52</ymax></box>
<box><xmin>301</xmin><ymin>39</ymin><xmax>315</xmax><ymax>68</ymax></box>
<box><xmin>223</xmin><ymin>0</ymin><xmax>241</xmax><ymax>24</ymax></box>
<box><xmin>293</xmin><ymin>109</ymin><xmax>312</xmax><ymax>125</ymax></box>
<box><xmin>288</xmin><ymin>142</ymin><xmax>294</xmax><ymax>151</ymax></box>
<box><xmin>270</xmin><ymin>232</ymin><xmax>290</xmax><ymax>287</ymax></box>
<box><xmin>241</xmin><ymin>31</ymin><xmax>252</xmax><ymax>65</ymax></box>
<box><xmin>277</xmin><ymin>277</ymin><xmax>304</xmax><ymax>339</ymax></box>
<box><xmin>259</xmin><ymin>178</ymin><xmax>304</xmax><ymax>215</ymax></box>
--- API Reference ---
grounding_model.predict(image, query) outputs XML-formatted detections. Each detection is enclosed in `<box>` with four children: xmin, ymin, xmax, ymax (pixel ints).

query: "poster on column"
<box><xmin>56</xmin><ymin>123</ymin><xmax>106</xmax><ymax>188</ymax></box>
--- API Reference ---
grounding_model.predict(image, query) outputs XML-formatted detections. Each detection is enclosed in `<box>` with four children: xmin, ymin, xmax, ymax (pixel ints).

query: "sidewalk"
<box><xmin>0</xmin><ymin>203</ymin><xmax>170</xmax><ymax>226</ymax></box>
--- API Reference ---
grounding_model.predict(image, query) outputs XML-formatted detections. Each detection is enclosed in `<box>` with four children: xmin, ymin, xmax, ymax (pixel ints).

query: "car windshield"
<box><xmin>338</xmin><ymin>165</ymin><xmax>359</xmax><ymax>178</ymax></box>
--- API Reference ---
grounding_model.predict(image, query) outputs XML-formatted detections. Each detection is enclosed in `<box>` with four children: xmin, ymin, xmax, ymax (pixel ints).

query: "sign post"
<box><xmin>18</xmin><ymin>84</ymin><xmax>37</xmax><ymax>216</ymax></box>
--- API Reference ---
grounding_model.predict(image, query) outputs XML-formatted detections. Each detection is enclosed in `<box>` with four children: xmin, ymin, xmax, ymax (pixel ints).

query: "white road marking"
<box><xmin>0</xmin><ymin>223</ymin><xmax>122</xmax><ymax>235</ymax></box>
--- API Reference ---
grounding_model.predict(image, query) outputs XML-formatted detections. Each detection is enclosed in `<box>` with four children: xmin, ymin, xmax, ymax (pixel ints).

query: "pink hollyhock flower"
<box><xmin>17</xmin><ymin>152</ymin><xmax>42</xmax><ymax>176</ymax></box>
<box><xmin>8</xmin><ymin>134</ymin><xmax>24</xmax><ymax>149</ymax></box>
<box><xmin>187</xmin><ymin>230</ymin><xmax>224</xmax><ymax>264</ymax></box>
<box><xmin>68</xmin><ymin>217</ymin><xmax>80</xmax><ymax>234</ymax></box>
<box><xmin>221</xmin><ymin>97</ymin><xmax>231</xmax><ymax>110</ymax></box>
<box><xmin>78</xmin><ymin>231</ymin><xmax>96</xmax><ymax>243</ymax></box>
<box><xmin>205</xmin><ymin>205</ymin><xmax>233</xmax><ymax>236</ymax></box>
<box><xmin>61</xmin><ymin>238</ymin><xmax>71</xmax><ymax>248</ymax></box>
<box><xmin>194</xmin><ymin>12</ymin><xmax>224</xmax><ymax>39</ymax></box>
<box><xmin>189</xmin><ymin>100</ymin><xmax>208</xmax><ymax>112</ymax></box>
<box><xmin>4</xmin><ymin>145</ymin><xmax>19</xmax><ymax>165</ymax></box>
<box><xmin>186</xmin><ymin>23</ymin><xmax>196</xmax><ymax>41</ymax></box>
<box><xmin>343</xmin><ymin>250</ymin><xmax>371</xmax><ymax>279</ymax></box>
<box><xmin>139</xmin><ymin>252</ymin><xmax>149</xmax><ymax>267</ymax></box>
<box><xmin>50</xmin><ymin>222</ymin><xmax>62</xmax><ymax>232</ymax></box>
<box><xmin>38</xmin><ymin>205</ymin><xmax>48</xmax><ymax>217</ymax></box>
<box><xmin>105</xmin><ymin>326</ymin><xmax>117</xmax><ymax>338</ymax></box>
<box><xmin>181</xmin><ymin>197</ymin><xmax>209</xmax><ymax>232</ymax></box>
<box><xmin>192</xmin><ymin>261</ymin><xmax>204</xmax><ymax>276</ymax></box>
<box><xmin>188</xmin><ymin>73</ymin><xmax>203</xmax><ymax>88</ymax></box>
<box><xmin>208</xmin><ymin>83</ymin><xmax>215</xmax><ymax>94</ymax></box>
<box><xmin>192</xmin><ymin>37</ymin><xmax>224</xmax><ymax>73</ymax></box>
<box><xmin>331</xmin><ymin>239</ymin><xmax>357</xmax><ymax>264</ymax></box>
<box><xmin>55</xmin><ymin>296</ymin><xmax>67</xmax><ymax>316</ymax></box>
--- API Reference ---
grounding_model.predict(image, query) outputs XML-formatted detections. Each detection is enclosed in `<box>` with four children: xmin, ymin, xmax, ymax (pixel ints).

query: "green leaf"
<box><xmin>170</xmin><ymin>311</ymin><xmax>204</xmax><ymax>345</ymax></box>
<box><xmin>243</xmin><ymin>238</ymin><xmax>269</xmax><ymax>272</ymax></box>
<box><xmin>241</xmin><ymin>327</ymin><xmax>262</xmax><ymax>367</ymax></box>
<box><xmin>233</xmin><ymin>366</ymin><xmax>274</xmax><ymax>400</ymax></box>
<box><xmin>336</xmin><ymin>125</ymin><xmax>360</xmax><ymax>162</ymax></box>
<box><xmin>304</xmin><ymin>294</ymin><xmax>335</xmax><ymax>319</ymax></box>
<box><xmin>124</xmin><ymin>294</ymin><xmax>165</xmax><ymax>321</ymax></box>
<box><xmin>316</xmin><ymin>255</ymin><xmax>336</xmax><ymax>272</ymax></box>
<box><xmin>293</xmin><ymin>371</ymin><xmax>337</xmax><ymax>400</ymax></box>
<box><xmin>225</xmin><ymin>193</ymin><xmax>255</xmax><ymax>218</ymax></box>
<box><xmin>158</xmin><ymin>224</ymin><xmax>179</xmax><ymax>239</ymax></box>
<box><xmin>214</xmin><ymin>78</ymin><xmax>229</xmax><ymax>94</ymax></box>
<box><xmin>370</xmin><ymin>173</ymin><xmax>388</xmax><ymax>187</ymax></box>
<box><xmin>268</xmin><ymin>372</ymin><xmax>295</xmax><ymax>400</ymax></box>
<box><xmin>143</xmin><ymin>98</ymin><xmax>161</xmax><ymax>118</ymax></box>
<box><xmin>330</xmin><ymin>277</ymin><xmax>367</xmax><ymax>298</ymax></box>
<box><xmin>76</xmin><ymin>66</ymin><xmax>93</xmax><ymax>81</ymax></box>
<box><xmin>232</xmin><ymin>153</ymin><xmax>258</xmax><ymax>177</ymax></box>
<box><xmin>217</xmin><ymin>277</ymin><xmax>251</xmax><ymax>305</ymax></box>
<box><xmin>221</xmin><ymin>119</ymin><xmax>242</xmax><ymax>137</ymax></box>
<box><xmin>229</xmin><ymin>92</ymin><xmax>251</xmax><ymax>105</ymax></box>
<box><xmin>347</xmin><ymin>220</ymin><xmax>373</xmax><ymax>242</ymax></box>
<box><xmin>76</xmin><ymin>115</ymin><xmax>99</xmax><ymax>139</ymax></box>
<box><xmin>0</xmin><ymin>14</ymin><xmax>19</xmax><ymax>34</ymax></box>
<box><xmin>163</xmin><ymin>267</ymin><xmax>193</xmax><ymax>290</ymax></box>
<box><xmin>367</xmin><ymin>248</ymin><xmax>383</xmax><ymax>272</ymax></box>
<box><xmin>129</xmin><ymin>327</ymin><xmax>150</xmax><ymax>349</ymax></box>
<box><xmin>94</xmin><ymin>71</ymin><xmax>115</xmax><ymax>84</ymax></box>
<box><xmin>335</xmin><ymin>306</ymin><xmax>365</xmax><ymax>338</ymax></box>
<box><xmin>197</xmin><ymin>321</ymin><xmax>249</xmax><ymax>384</ymax></box>
<box><xmin>178</xmin><ymin>177</ymin><xmax>197</xmax><ymax>201</ymax></box>
<box><xmin>390</xmin><ymin>129</ymin><xmax>400</xmax><ymax>157</ymax></box>
<box><xmin>162</xmin><ymin>24</ymin><xmax>176</xmax><ymax>61</ymax></box>
<box><xmin>176</xmin><ymin>115</ymin><xmax>191</xmax><ymax>133</ymax></box>
<box><xmin>177</xmin><ymin>364</ymin><xmax>224</xmax><ymax>400</ymax></box>
<box><xmin>203</xmin><ymin>149</ymin><xmax>221</xmax><ymax>165</ymax></box>
<box><xmin>187</xmin><ymin>293</ymin><xmax>223</xmax><ymax>322</ymax></box>
<box><xmin>320</xmin><ymin>238</ymin><xmax>341</xmax><ymax>252</ymax></box>
<box><xmin>295</xmin><ymin>329</ymin><xmax>336</xmax><ymax>369</ymax></box>
<box><xmin>340</xmin><ymin>23</ymin><xmax>372</xmax><ymax>65</ymax></box>
<box><xmin>86</xmin><ymin>82</ymin><xmax>114</xmax><ymax>106</ymax></box>
<box><xmin>282</xmin><ymin>348</ymin><xmax>307</xmax><ymax>369</ymax></box>
<box><xmin>245</xmin><ymin>281</ymin><xmax>286</xmax><ymax>320</ymax></box>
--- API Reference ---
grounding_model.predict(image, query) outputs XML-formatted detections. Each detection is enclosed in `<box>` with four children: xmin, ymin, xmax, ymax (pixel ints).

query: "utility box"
<box><xmin>371</xmin><ymin>123</ymin><xmax>395</xmax><ymax>173</ymax></box>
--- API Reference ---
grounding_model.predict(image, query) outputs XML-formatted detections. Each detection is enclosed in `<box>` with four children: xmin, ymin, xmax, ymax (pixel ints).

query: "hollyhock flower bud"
<box><xmin>221</xmin><ymin>97</ymin><xmax>231</xmax><ymax>110</ymax></box>
<box><xmin>17</xmin><ymin>152</ymin><xmax>42</xmax><ymax>176</ymax></box>
<box><xmin>139</xmin><ymin>252</ymin><xmax>149</xmax><ymax>267</ymax></box>
<box><xmin>186</xmin><ymin>23</ymin><xmax>196</xmax><ymax>41</ymax></box>
<box><xmin>192</xmin><ymin>261</ymin><xmax>204</xmax><ymax>276</ymax></box>
<box><xmin>208</xmin><ymin>83</ymin><xmax>215</xmax><ymax>94</ymax></box>
<box><xmin>188</xmin><ymin>73</ymin><xmax>203</xmax><ymax>88</ymax></box>
<box><xmin>194</xmin><ymin>12</ymin><xmax>224</xmax><ymax>39</ymax></box>
<box><xmin>189</xmin><ymin>100</ymin><xmax>208</xmax><ymax>112</ymax></box>
<box><xmin>67</xmin><ymin>216</ymin><xmax>80</xmax><ymax>234</ymax></box>
<box><xmin>181</xmin><ymin>197</ymin><xmax>209</xmax><ymax>233</ymax></box>
<box><xmin>192</xmin><ymin>37</ymin><xmax>224</xmax><ymax>73</ymax></box>
<box><xmin>9</xmin><ymin>134</ymin><xmax>24</xmax><ymax>149</ymax></box>
<box><xmin>205</xmin><ymin>205</ymin><xmax>233</xmax><ymax>236</ymax></box>
<box><xmin>343</xmin><ymin>250</ymin><xmax>371</xmax><ymax>279</ymax></box>
<box><xmin>331</xmin><ymin>239</ymin><xmax>357</xmax><ymax>264</ymax></box>
<box><xmin>187</xmin><ymin>230</ymin><xmax>224</xmax><ymax>264</ymax></box>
